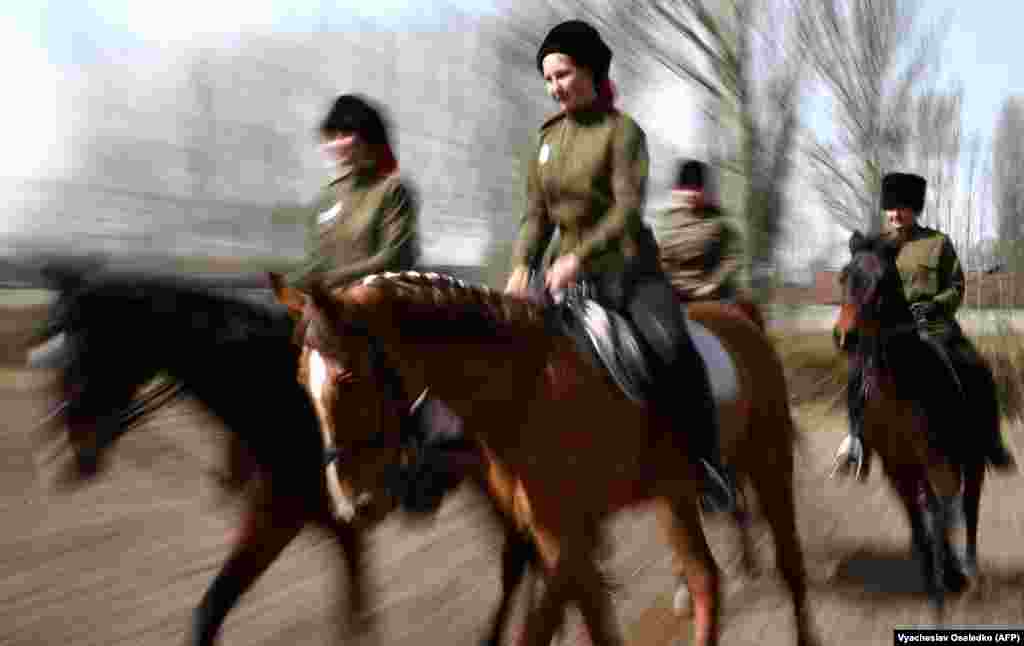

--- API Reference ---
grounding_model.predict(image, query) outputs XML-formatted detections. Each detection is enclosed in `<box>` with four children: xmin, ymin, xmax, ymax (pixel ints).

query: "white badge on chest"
<box><xmin>318</xmin><ymin>202</ymin><xmax>342</xmax><ymax>226</ymax></box>
<box><xmin>539</xmin><ymin>143</ymin><xmax>551</xmax><ymax>165</ymax></box>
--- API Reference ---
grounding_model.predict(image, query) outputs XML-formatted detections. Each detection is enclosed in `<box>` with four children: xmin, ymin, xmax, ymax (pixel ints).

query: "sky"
<box><xmin>2</xmin><ymin>0</ymin><xmax>1023</xmax><ymax>266</ymax></box>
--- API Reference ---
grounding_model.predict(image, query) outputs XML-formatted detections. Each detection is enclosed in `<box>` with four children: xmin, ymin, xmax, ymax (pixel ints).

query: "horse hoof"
<box><xmin>958</xmin><ymin>555</ymin><xmax>979</xmax><ymax>579</ymax></box>
<box><xmin>673</xmin><ymin>585</ymin><xmax>693</xmax><ymax>616</ymax></box>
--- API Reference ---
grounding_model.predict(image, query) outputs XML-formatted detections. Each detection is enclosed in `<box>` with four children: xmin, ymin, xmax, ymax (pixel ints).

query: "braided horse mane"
<box><xmin>342</xmin><ymin>271</ymin><xmax>549</xmax><ymax>341</ymax></box>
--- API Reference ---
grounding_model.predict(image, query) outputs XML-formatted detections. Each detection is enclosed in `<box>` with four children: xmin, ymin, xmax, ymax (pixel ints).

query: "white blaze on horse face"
<box><xmin>308</xmin><ymin>349</ymin><xmax>329</xmax><ymax>406</ymax></box>
<box><xmin>306</xmin><ymin>349</ymin><xmax>373</xmax><ymax>523</ymax></box>
<box><xmin>26</xmin><ymin>332</ymin><xmax>68</xmax><ymax>369</ymax></box>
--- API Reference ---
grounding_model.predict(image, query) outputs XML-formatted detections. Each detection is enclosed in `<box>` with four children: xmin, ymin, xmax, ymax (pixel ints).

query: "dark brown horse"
<box><xmin>25</xmin><ymin>267</ymin><xmax>389</xmax><ymax>646</ymax></box>
<box><xmin>292</xmin><ymin>270</ymin><xmax>818</xmax><ymax>646</ymax></box>
<box><xmin>833</xmin><ymin>231</ymin><xmax>1010</xmax><ymax>611</ymax></box>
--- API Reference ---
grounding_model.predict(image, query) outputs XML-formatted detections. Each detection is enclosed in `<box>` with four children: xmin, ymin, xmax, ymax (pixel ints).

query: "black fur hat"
<box><xmin>881</xmin><ymin>172</ymin><xmax>926</xmax><ymax>212</ymax></box>
<box><xmin>319</xmin><ymin>94</ymin><xmax>391</xmax><ymax>146</ymax></box>
<box><xmin>536</xmin><ymin>20</ymin><xmax>612</xmax><ymax>83</ymax></box>
<box><xmin>674</xmin><ymin>159</ymin><xmax>707</xmax><ymax>189</ymax></box>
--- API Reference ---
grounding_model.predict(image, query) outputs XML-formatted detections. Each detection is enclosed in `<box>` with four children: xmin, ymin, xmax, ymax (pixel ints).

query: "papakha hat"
<box><xmin>881</xmin><ymin>172</ymin><xmax>926</xmax><ymax>212</ymax></box>
<box><xmin>536</xmin><ymin>20</ymin><xmax>612</xmax><ymax>83</ymax></box>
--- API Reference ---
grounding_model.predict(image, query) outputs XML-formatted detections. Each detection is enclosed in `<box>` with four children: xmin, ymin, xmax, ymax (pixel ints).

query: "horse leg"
<box><xmin>732</xmin><ymin>487</ymin><xmax>760</xmax><ymax>579</ymax></box>
<box><xmin>322</xmin><ymin>516</ymin><xmax>373</xmax><ymax>637</ymax></box>
<box><xmin>518</xmin><ymin>557</ymin><xmax>572</xmax><ymax>646</ymax></box>
<box><xmin>888</xmin><ymin>471</ymin><xmax>949</xmax><ymax>614</ymax></box>
<box><xmin>479</xmin><ymin>524</ymin><xmax>536</xmax><ymax>646</ymax></box>
<box><xmin>958</xmin><ymin>463</ymin><xmax>984</xmax><ymax>579</ymax></box>
<box><xmin>746</xmin><ymin>453</ymin><xmax>818</xmax><ymax>646</ymax></box>
<box><xmin>188</xmin><ymin>493</ymin><xmax>305</xmax><ymax>646</ymax></box>
<box><xmin>673</xmin><ymin>500</ymin><xmax>756</xmax><ymax>619</ymax></box>
<box><xmin>570</xmin><ymin>524</ymin><xmax>623</xmax><ymax>646</ymax></box>
<box><xmin>655</xmin><ymin>495</ymin><xmax>721</xmax><ymax>646</ymax></box>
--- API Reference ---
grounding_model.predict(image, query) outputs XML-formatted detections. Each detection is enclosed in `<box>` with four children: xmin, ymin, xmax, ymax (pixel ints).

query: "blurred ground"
<box><xmin>2</xmin><ymin>305</ymin><xmax>1024</xmax><ymax>646</ymax></box>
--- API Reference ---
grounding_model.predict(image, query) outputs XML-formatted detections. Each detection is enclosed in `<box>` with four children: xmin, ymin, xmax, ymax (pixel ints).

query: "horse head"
<box><xmin>272</xmin><ymin>276</ymin><xmax>408</xmax><ymax>524</ymax></box>
<box><xmin>27</xmin><ymin>268</ymin><xmax>158</xmax><ymax>482</ymax></box>
<box><xmin>833</xmin><ymin>231</ymin><xmax>910</xmax><ymax>352</ymax></box>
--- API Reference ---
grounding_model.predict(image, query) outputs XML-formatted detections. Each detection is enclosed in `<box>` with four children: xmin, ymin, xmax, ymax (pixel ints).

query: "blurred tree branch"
<box><xmin>993</xmin><ymin>96</ymin><xmax>1024</xmax><ymax>245</ymax></box>
<box><xmin>796</xmin><ymin>0</ymin><xmax>949</xmax><ymax>234</ymax></box>
<box><xmin>597</xmin><ymin>0</ymin><xmax>806</xmax><ymax>299</ymax></box>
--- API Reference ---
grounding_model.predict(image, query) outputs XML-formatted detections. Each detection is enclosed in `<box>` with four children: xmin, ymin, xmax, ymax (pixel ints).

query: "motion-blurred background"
<box><xmin>2</xmin><ymin>0</ymin><xmax>1022</xmax><ymax>308</ymax></box>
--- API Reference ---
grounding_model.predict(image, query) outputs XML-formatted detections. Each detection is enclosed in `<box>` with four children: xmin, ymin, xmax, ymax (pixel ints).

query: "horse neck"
<box><xmin>858</xmin><ymin>287</ymin><xmax>921</xmax><ymax>381</ymax></box>
<box><xmin>382</xmin><ymin>328</ymin><xmax>551</xmax><ymax>419</ymax></box>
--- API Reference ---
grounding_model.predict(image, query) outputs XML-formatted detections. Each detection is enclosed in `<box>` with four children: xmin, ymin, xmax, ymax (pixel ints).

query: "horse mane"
<box><xmin>66</xmin><ymin>272</ymin><xmax>294</xmax><ymax>342</ymax></box>
<box><xmin>342</xmin><ymin>271</ymin><xmax>548</xmax><ymax>340</ymax></box>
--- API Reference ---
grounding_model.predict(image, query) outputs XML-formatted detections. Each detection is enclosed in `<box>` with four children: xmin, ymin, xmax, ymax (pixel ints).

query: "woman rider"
<box><xmin>285</xmin><ymin>94</ymin><xmax>474</xmax><ymax>508</ymax></box>
<box><xmin>504</xmin><ymin>20</ymin><xmax>735</xmax><ymax>512</ymax></box>
<box><xmin>286</xmin><ymin>93</ymin><xmax>418</xmax><ymax>291</ymax></box>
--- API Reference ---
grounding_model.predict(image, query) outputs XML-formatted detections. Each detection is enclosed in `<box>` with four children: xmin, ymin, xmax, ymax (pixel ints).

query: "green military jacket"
<box><xmin>510</xmin><ymin>108</ymin><xmax>654</xmax><ymax>278</ymax></box>
<box><xmin>286</xmin><ymin>167</ymin><xmax>419</xmax><ymax>292</ymax></box>
<box><xmin>653</xmin><ymin>203</ymin><xmax>742</xmax><ymax>300</ymax></box>
<box><xmin>884</xmin><ymin>224</ymin><xmax>964</xmax><ymax>335</ymax></box>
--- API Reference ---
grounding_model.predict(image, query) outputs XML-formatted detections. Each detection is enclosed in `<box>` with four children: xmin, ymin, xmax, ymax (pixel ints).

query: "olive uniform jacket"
<box><xmin>653</xmin><ymin>203</ymin><xmax>742</xmax><ymax>300</ymax></box>
<box><xmin>511</xmin><ymin>108</ymin><xmax>656</xmax><ymax>279</ymax></box>
<box><xmin>286</xmin><ymin>168</ymin><xmax>419</xmax><ymax>292</ymax></box>
<box><xmin>883</xmin><ymin>224</ymin><xmax>964</xmax><ymax>337</ymax></box>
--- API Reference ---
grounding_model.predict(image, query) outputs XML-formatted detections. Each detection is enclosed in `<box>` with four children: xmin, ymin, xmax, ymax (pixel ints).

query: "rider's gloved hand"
<box><xmin>909</xmin><ymin>300</ymin><xmax>939</xmax><ymax>321</ymax></box>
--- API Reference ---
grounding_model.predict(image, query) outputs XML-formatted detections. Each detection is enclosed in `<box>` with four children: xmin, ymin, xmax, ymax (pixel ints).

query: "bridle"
<box><xmin>298</xmin><ymin>309</ymin><xmax>425</xmax><ymax>470</ymax></box>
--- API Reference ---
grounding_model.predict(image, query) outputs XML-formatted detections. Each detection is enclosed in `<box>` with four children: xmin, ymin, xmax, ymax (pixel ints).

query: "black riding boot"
<box><xmin>624</xmin><ymin>274</ymin><xmax>736</xmax><ymax>514</ymax></box>
<box><xmin>687</xmin><ymin>376</ymin><xmax>737</xmax><ymax>514</ymax></box>
<box><xmin>833</xmin><ymin>363</ymin><xmax>870</xmax><ymax>480</ymax></box>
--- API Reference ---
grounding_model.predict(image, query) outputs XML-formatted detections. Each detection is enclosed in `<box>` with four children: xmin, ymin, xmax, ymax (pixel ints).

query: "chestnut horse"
<box><xmin>269</xmin><ymin>273</ymin><xmax>541</xmax><ymax>646</ymax></box>
<box><xmin>294</xmin><ymin>270</ymin><xmax>818</xmax><ymax>646</ymax></box>
<box><xmin>833</xmin><ymin>231</ymin><xmax>1009</xmax><ymax>610</ymax></box>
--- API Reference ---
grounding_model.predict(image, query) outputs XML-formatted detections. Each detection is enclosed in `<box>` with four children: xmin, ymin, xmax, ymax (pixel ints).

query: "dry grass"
<box><xmin>0</xmin><ymin>302</ymin><xmax>50</xmax><ymax>365</ymax></box>
<box><xmin>771</xmin><ymin>330</ymin><xmax>849</xmax><ymax>409</ymax></box>
<box><xmin>774</xmin><ymin>328</ymin><xmax>1024</xmax><ymax>426</ymax></box>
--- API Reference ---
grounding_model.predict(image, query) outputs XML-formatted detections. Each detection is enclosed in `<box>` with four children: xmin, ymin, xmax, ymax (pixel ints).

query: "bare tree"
<box><xmin>992</xmin><ymin>96</ymin><xmax>1024</xmax><ymax>243</ymax></box>
<box><xmin>597</xmin><ymin>0</ymin><xmax>805</xmax><ymax>297</ymax></box>
<box><xmin>960</xmin><ymin>132</ymin><xmax>983</xmax><ymax>307</ymax></box>
<box><xmin>903</xmin><ymin>86</ymin><xmax>963</xmax><ymax>232</ymax></box>
<box><xmin>796</xmin><ymin>0</ymin><xmax>948</xmax><ymax>234</ymax></box>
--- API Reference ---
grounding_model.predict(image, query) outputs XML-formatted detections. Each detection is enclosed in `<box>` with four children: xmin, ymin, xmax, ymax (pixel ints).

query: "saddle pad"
<box><xmin>684</xmin><ymin>316</ymin><xmax>739</xmax><ymax>404</ymax></box>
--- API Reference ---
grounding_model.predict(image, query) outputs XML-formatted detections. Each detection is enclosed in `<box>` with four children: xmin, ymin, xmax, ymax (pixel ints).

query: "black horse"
<box><xmin>25</xmin><ymin>262</ymin><xmax>537</xmax><ymax>646</ymax></box>
<box><xmin>833</xmin><ymin>231</ymin><xmax>1008</xmax><ymax>610</ymax></box>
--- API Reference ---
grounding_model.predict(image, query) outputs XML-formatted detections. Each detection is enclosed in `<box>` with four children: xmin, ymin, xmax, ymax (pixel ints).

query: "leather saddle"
<box><xmin>529</xmin><ymin>276</ymin><xmax>656</xmax><ymax>405</ymax></box>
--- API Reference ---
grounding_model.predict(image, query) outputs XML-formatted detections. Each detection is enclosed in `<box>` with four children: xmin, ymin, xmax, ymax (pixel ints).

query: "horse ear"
<box><xmin>848</xmin><ymin>230</ymin><xmax>866</xmax><ymax>255</ymax></box>
<box><xmin>267</xmin><ymin>272</ymin><xmax>306</xmax><ymax>320</ymax></box>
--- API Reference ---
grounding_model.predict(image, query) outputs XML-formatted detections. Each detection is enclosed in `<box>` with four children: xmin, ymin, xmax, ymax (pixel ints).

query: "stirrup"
<box><xmin>700</xmin><ymin>459</ymin><xmax>737</xmax><ymax>514</ymax></box>
<box><xmin>830</xmin><ymin>434</ymin><xmax>870</xmax><ymax>481</ymax></box>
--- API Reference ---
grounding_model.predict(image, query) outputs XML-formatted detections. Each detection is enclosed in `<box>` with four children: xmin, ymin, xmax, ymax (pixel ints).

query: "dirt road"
<box><xmin>2</xmin><ymin>364</ymin><xmax>1022</xmax><ymax>646</ymax></box>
